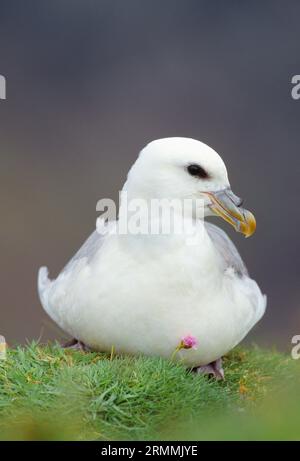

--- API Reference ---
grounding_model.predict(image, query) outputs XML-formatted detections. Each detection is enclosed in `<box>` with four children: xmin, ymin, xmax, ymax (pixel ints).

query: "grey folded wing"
<box><xmin>205</xmin><ymin>222</ymin><xmax>248</xmax><ymax>277</ymax></box>
<box><xmin>62</xmin><ymin>227</ymin><xmax>109</xmax><ymax>275</ymax></box>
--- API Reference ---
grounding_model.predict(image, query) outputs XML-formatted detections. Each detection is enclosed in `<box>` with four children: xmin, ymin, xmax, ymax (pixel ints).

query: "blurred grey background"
<box><xmin>0</xmin><ymin>0</ymin><xmax>299</xmax><ymax>349</ymax></box>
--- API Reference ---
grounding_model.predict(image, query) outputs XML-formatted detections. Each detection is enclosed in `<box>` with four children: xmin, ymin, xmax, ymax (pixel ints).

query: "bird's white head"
<box><xmin>123</xmin><ymin>137</ymin><xmax>256</xmax><ymax>237</ymax></box>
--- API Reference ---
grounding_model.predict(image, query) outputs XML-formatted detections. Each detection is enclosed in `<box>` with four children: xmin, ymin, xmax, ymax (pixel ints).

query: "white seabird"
<box><xmin>38</xmin><ymin>138</ymin><xmax>266</xmax><ymax>378</ymax></box>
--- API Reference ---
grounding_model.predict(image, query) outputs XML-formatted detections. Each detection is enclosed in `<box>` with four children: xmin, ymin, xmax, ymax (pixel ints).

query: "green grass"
<box><xmin>0</xmin><ymin>342</ymin><xmax>299</xmax><ymax>440</ymax></box>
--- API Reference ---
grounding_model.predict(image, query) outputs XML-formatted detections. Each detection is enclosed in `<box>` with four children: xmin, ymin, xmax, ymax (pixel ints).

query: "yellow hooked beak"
<box><xmin>205</xmin><ymin>188</ymin><xmax>256</xmax><ymax>238</ymax></box>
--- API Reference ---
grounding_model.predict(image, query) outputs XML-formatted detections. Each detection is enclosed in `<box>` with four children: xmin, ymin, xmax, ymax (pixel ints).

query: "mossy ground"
<box><xmin>0</xmin><ymin>342</ymin><xmax>299</xmax><ymax>440</ymax></box>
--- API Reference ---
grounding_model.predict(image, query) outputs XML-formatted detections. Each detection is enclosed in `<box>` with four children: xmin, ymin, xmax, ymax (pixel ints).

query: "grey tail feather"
<box><xmin>38</xmin><ymin>266</ymin><xmax>51</xmax><ymax>311</ymax></box>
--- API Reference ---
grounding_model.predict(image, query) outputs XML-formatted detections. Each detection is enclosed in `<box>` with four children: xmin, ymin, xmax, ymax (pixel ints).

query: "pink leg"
<box><xmin>62</xmin><ymin>338</ymin><xmax>92</xmax><ymax>352</ymax></box>
<box><xmin>195</xmin><ymin>358</ymin><xmax>225</xmax><ymax>380</ymax></box>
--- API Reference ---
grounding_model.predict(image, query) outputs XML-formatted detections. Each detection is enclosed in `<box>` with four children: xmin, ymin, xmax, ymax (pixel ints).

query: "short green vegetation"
<box><xmin>0</xmin><ymin>343</ymin><xmax>299</xmax><ymax>440</ymax></box>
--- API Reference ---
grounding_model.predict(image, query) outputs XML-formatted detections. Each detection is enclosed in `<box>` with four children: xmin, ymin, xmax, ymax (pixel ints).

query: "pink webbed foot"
<box><xmin>194</xmin><ymin>358</ymin><xmax>225</xmax><ymax>380</ymax></box>
<box><xmin>62</xmin><ymin>338</ymin><xmax>92</xmax><ymax>352</ymax></box>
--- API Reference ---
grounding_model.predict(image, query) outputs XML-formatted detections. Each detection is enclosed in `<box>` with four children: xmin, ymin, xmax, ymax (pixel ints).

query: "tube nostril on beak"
<box><xmin>224</xmin><ymin>189</ymin><xmax>243</xmax><ymax>207</ymax></box>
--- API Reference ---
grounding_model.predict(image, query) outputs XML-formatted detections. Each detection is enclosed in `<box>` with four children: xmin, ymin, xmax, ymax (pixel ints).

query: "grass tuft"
<box><xmin>0</xmin><ymin>343</ymin><xmax>299</xmax><ymax>440</ymax></box>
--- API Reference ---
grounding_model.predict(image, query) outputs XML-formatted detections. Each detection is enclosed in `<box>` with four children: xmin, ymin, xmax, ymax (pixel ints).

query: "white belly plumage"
<box><xmin>38</xmin><ymin>230</ymin><xmax>266</xmax><ymax>367</ymax></box>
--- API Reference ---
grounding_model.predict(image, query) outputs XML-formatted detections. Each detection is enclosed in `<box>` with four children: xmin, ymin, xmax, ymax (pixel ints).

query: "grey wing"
<box><xmin>62</xmin><ymin>222</ymin><xmax>114</xmax><ymax>274</ymax></box>
<box><xmin>205</xmin><ymin>222</ymin><xmax>248</xmax><ymax>277</ymax></box>
<box><xmin>38</xmin><ymin>222</ymin><xmax>115</xmax><ymax>318</ymax></box>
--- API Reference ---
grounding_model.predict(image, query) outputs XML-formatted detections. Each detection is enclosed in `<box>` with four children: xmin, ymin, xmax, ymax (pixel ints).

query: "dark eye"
<box><xmin>187</xmin><ymin>164</ymin><xmax>209</xmax><ymax>179</ymax></box>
